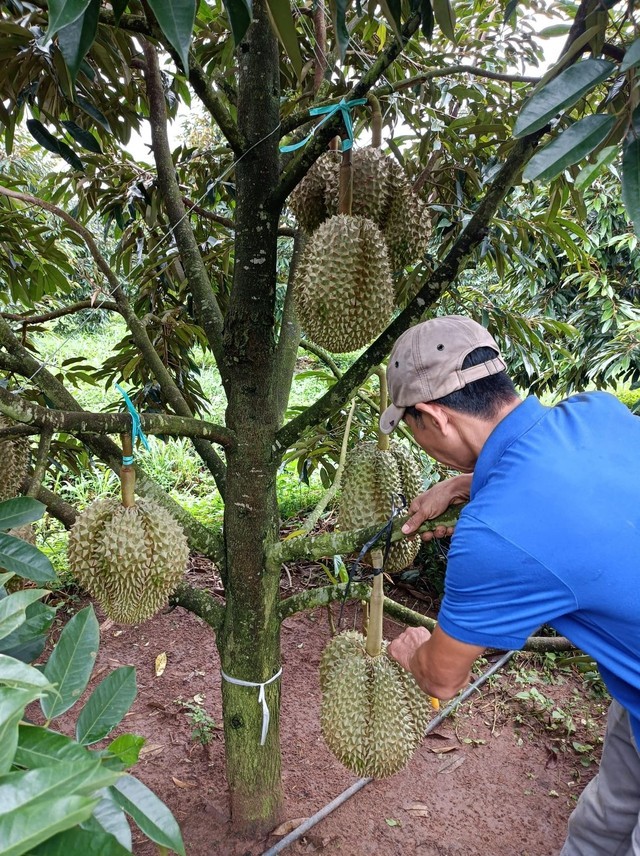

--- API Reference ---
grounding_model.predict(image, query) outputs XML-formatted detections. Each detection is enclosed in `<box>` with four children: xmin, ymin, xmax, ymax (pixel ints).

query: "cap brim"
<box><xmin>379</xmin><ymin>404</ymin><xmax>405</xmax><ymax>435</ymax></box>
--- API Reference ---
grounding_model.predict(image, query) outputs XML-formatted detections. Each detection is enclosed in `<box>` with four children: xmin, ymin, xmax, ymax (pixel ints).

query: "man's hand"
<box><xmin>388</xmin><ymin>626</ymin><xmax>431</xmax><ymax>675</ymax></box>
<box><xmin>402</xmin><ymin>473</ymin><xmax>472</xmax><ymax>541</ymax></box>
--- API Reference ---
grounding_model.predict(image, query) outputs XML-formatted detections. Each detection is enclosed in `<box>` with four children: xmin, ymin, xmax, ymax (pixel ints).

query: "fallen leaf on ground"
<box><xmin>385</xmin><ymin>818</ymin><xmax>401</xmax><ymax>827</ymax></box>
<box><xmin>271</xmin><ymin>818</ymin><xmax>308</xmax><ymax>836</ymax></box>
<box><xmin>172</xmin><ymin>777</ymin><xmax>195</xmax><ymax>788</ymax></box>
<box><xmin>404</xmin><ymin>802</ymin><xmax>430</xmax><ymax>812</ymax></box>
<box><xmin>437</xmin><ymin>754</ymin><xmax>466</xmax><ymax>774</ymax></box>
<box><xmin>155</xmin><ymin>652</ymin><xmax>167</xmax><ymax>676</ymax></box>
<box><xmin>139</xmin><ymin>743</ymin><xmax>164</xmax><ymax>757</ymax></box>
<box><xmin>429</xmin><ymin>744</ymin><xmax>457</xmax><ymax>754</ymax></box>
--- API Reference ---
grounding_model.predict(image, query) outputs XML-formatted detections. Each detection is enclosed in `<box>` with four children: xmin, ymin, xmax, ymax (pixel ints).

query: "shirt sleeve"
<box><xmin>437</xmin><ymin>513</ymin><xmax>578</xmax><ymax>649</ymax></box>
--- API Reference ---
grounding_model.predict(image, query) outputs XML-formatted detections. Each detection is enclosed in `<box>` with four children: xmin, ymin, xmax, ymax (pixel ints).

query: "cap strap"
<box><xmin>460</xmin><ymin>356</ymin><xmax>506</xmax><ymax>384</ymax></box>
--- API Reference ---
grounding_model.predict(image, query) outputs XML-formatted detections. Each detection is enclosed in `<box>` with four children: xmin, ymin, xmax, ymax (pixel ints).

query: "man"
<box><xmin>382</xmin><ymin>314</ymin><xmax>640</xmax><ymax>855</ymax></box>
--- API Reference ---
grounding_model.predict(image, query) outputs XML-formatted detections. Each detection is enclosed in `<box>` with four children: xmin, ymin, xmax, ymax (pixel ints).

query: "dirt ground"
<box><xmin>50</xmin><ymin>560</ymin><xmax>608</xmax><ymax>856</ymax></box>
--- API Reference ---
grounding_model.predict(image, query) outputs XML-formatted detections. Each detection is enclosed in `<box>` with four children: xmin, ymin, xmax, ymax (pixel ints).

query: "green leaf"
<box><xmin>62</xmin><ymin>120</ymin><xmax>102</xmax><ymax>153</ymax></box>
<box><xmin>29</xmin><ymin>826</ymin><xmax>132</xmax><ymax>855</ymax></box>
<box><xmin>331</xmin><ymin>0</ymin><xmax>349</xmax><ymax>61</ymax></box>
<box><xmin>41</xmin><ymin>606</ymin><xmax>99</xmax><ymax>720</ymax></box>
<box><xmin>15</xmin><ymin>724</ymin><xmax>94</xmax><ymax>768</ymax></box>
<box><xmin>25</xmin><ymin>119</ymin><xmax>84</xmax><ymax>172</ymax></box>
<box><xmin>432</xmin><ymin>0</ymin><xmax>456</xmax><ymax>42</ymax></box>
<box><xmin>523</xmin><ymin>114</ymin><xmax>615</xmax><ymax>182</ymax></box>
<box><xmin>87</xmin><ymin>791</ymin><xmax>133</xmax><ymax>848</ymax></box>
<box><xmin>0</xmin><ymin>498</ymin><xmax>46</xmax><ymax>531</ymax></box>
<box><xmin>111</xmin><ymin>0</ymin><xmax>129</xmax><ymax>25</ymax></box>
<box><xmin>379</xmin><ymin>0</ymin><xmax>402</xmax><ymax>43</ymax></box>
<box><xmin>0</xmin><ymin>794</ymin><xmax>98</xmax><ymax>856</ymax></box>
<box><xmin>0</xmin><ymin>590</ymin><xmax>49</xmax><ymax>642</ymax></box>
<box><xmin>264</xmin><ymin>0</ymin><xmax>302</xmax><ymax>80</ymax></box>
<box><xmin>0</xmin><ymin>687</ymin><xmax>41</xmax><ymax>774</ymax></box>
<box><xmin>0</xmin><ymin>532</ymin><xmax>56</xmax><ymax>583</ymax></box>
<box><xmin>620</xmin><ymin>37</ymin><xmax>640</xmax><ymax>73</ymax></box>
<box><xmin>504</xmin><ymin>0</ymin><xmax>518</xmax><ymax>25</ymax></box>
<box><xmin>146</xmin><ymin>0</ymin><xmax>196</xmax><ymax>73</ymax></box>
<box><xmin>45</xmin><ymin>0</ymin><xmax>92</xmax><ymax>37</ymax></box>
<box><xmin>221</xmin><ymin>0</ymin><xmax>252</xmax><ymax>46</ymax></box>
<box><xmin>574</xmin><ymin>145</ymin><xmax>618</xmax><ymax>191</ymax></box>
<box><xmin>0</xmin><ymin>601</ymin><xmax>56</xmax><ymax>663</ymax></box>
<box><xmin>0</xmin><ymin>760</ymin><xmax>101</xmax><ymax>815</ymax></box>
<box><xmin>76</xmin><ymin>666</ymin><xmax>136</xmax><ymax>745</ymax></box>
<box><xmin>622</xmin><ymin>137</ymin><xmax>640</xmax><ymax>237</ymax></box>
<box><xmin>110</xmin><ymin>775</ymin><xmax>186</xmax><ymax>856</ymax></box>
<box><xmin>419</xmin><ymin>0</ymin><xmax>434</xmax><ymax>40</ymax></box>
<box><xmin>106</xmin><ymin>733</ymin><xmax>145</xmax><ymax>768</ymax></box>
<box><xmin>0</xmin><ymin>653</ymin><xmax>54</xmax><ymax>691</ymax></box>
<box><xmin>57</xmin><ymin>0</ymin><xmax>100</xmax><ymax>84</ymax></box>
<box><xmin>513</xmin><ymin>59</ymin><xmax>615</xmax><ymax>138</ymax></box>
<box><xmin>76</xmin><ymin>96</ymin><xmax>112</xmax><ymax>133</ymax></box>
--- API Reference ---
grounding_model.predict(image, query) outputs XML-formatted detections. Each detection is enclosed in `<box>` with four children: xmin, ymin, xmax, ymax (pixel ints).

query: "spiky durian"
<box><xmin>294</xmin><ymin>214</ymin><xmax>394</xmax><ymax>353</ymax></box>
<box><xmin>0</xmin><ymin>416</ymin><xmax>30</xmax><ymax>502</ymax></box>
<box><xmin>320</xmin><ymin>630</ymin><xmax>431</xmax><ymax>777</ymax></box>
<box><xmin>383</xmin><ymin>161</ymin><xmax>429</xmax><ymax>272</ymax></box>
<box><xmin>338</xmin><ymin>441</ymin><xmax>423</xmax><ymax>573</ymax></box>
<box><xmin>289</xmin><ymin>151</ymin><xmax>342</xmax><ymax>234</ymax></box>
<box><xmin>68</xmin><ymin>498</ymin><xmax>189</xmax><ymax>623</ymax></box>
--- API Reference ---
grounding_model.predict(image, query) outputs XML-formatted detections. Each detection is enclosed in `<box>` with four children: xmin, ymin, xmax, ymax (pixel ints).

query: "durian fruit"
<box><xmin>320</xmin><ymin>557</ymin><xmax>431</xmax><ymax>778</ymax></box>
<box><xmin>383</xmin><ymin>161</ymin><xmax>429</xmax><ymax>272</ymax></box>
<box><xmin>68</xmin><ymin>439</ymin><xmax>188</xmax><ymax>624</ymax></box>
<box><xmin>338</xmin><ymin>439</ymin><xmax>423</xmax><ymax>573</ymax></box>
<box><xmin>289</xmin><ymin>151</ymin><xmax>341</xmax><ymax>234</ymax></box>
<box><xmin>294</xmin><ymin>213</ymin><xmax>394</xmax><ymax>353</ymax></box>
<box><xmin>0</xmin><ymin>415</ymin><xmax>30</xmax><ymax>501</ymax></box>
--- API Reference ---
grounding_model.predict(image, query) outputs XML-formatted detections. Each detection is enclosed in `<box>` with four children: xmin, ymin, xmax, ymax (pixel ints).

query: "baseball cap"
<box><xmin>380</xmin><ymin>315</ymin><xmax>506</xmax><ymax>434</ymax></box>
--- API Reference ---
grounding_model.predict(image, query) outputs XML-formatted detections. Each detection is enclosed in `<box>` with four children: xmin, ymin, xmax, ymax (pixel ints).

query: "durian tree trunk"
<box><xmin>215</xmin><ymin>2</ymin><xmax>286</xmax><ymax>832</ymax></box>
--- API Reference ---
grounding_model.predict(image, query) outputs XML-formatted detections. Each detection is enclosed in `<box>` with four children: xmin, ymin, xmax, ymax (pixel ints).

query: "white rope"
<box><xmin>221</xmin><ymin>667</ymin><xmax>283</xmax><ymax>746</ymax></box>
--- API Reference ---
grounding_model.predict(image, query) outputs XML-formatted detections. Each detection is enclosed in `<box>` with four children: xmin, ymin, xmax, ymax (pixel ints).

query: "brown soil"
<box><xmin>50</xmin><ymin>562</ymin><xmax>608</xmax><ymax>856</ymax></box>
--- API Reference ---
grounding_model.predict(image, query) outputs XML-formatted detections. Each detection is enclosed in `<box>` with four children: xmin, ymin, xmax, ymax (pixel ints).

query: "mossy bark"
<box><xmin>214</xmin><ymin>1</ymin><xmax>285</xmax><ymax>832</ymax></box>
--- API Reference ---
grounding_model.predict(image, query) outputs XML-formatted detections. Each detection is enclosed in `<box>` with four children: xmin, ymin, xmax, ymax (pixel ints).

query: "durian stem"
<box><xmin>120</xmin><ymin>432</ymin><xmax>136</xmax><ymax>508</ymax></box>
<box><xmin>338</xmin><ymin>147</ymin><xmax>353</xmax><ymax>216</ymax></box>
<box><xmin>365</xmin><ymin>549</ymin><xmax>384</xmax><ymax>657</ymax></box>
<box><xmin>373</xmin><ymin>366</ymin><xmax>389</xmax><ymax>452</ymax></box>
<box><xmin>368</xmin><ymin>94</ymin><xmax>382</xmax><ymax>149</ymax></box>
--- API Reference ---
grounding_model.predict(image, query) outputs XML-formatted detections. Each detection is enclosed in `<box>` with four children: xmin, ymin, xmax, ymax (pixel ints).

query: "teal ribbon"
<box><xmin>115</xmin><ymin>383</ymin><xmax>150</xmax><ymax>457</ymax></box>
<box><xmin>280</xmin><ymin>97</ymin><xmax>368</xmax><ymax>153</ymax></box>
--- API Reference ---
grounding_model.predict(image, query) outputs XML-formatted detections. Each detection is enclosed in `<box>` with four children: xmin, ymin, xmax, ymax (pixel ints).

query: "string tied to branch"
<box><xmin>280</xmin><ymin>98</ymin><xmax>368</xmax><ymax>153</ymax></box>
<box><xmin>115</xmin><ymin>383</ymin><xmax>150</xmax><ymax>463</ymax></box>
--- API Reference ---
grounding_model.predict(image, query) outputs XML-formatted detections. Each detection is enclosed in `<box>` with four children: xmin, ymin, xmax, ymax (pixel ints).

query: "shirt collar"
<box><xmin>471</xmin><ymin>396</ymin><xmax>548</xmax><ymax>498</ymax></box>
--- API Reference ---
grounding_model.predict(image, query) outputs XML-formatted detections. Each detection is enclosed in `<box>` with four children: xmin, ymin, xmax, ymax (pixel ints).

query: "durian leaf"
<box><xmin>432</xmin><ymin>0</ymin><xmax>456</xmax><ymax>42</ymax></box>
<box><xmin>76</xmin><ymin>666</ymin><xmax>137</xmax><ymax>745</ymax></box>
<box><xmin>221</xmin><ymin>0</ymin><xmax>252</xmax><ymax>45</ymax></box>
<box><xmin>0</xmin><ymin>602</ymin><xmax>57</xmax><ymax>664</ymax></box>
<box><xmin>62</xmin><ymin>121</ymin><xmax>102</xmax><ymax>153</ymax></box>
<box><xmin>513</xmin><ymin>59</ymin><xmax>615</xmax><ymax>138</ymax></box>
<box><xmin>75</xmin><ymin>96</ymin><xmax>112</xmax><ymax>133</ymax></box>
<box><xmin>574</xmin><ymin>144</ymin><xmax>618</xmax><ymax>191</ymax></box>
<box><xmin>0</xmin><ymin>760</ymin><xmax>100</xmax><ymax>815</ymax></box>
<box><xmin>41</xmin><ymin>606</ymin><xmax>99</xmax><ymax>720</ymax></box>
<box><xmin>0</xmin><ymin>572</ymin><xmax>13</xmax><ymax>588</ymax></box>
<box><xmin>0</xmin><ymin>533</ymin><xmax>56</xmax><ymax>584</ymax></box>
<box><xmin>378</xmin><ymin>0</ymin><xmax>402</xmax><ymax>43</ymax></box>
<box><xmin>330</xmin><ymin>0</ymin><xmax>350</xmax><ymax>62</ymax></box>
<box><xmin>111</xmin><ymin>0</ymin><xmax>128</xmax><ymax>24</ymax></box>
<box><xmin>620</xmin><ymin>37</ymin><xmax>640</xmax><ymax>73</ymax></box>
<box><xmin>57</xmin><ymin>0</ymin><xmax>99</xmax><ymax>85</ymax></box>
<box><xmin>27</xmin><ymin>826</ymin><xmax>131</xmax><ymax>856</ymax></box>
<box><xmin>0</xmin><ymin>497</ymin><xmax>46</xmax><ymax>532</ymax></box>
<box><xmin>45</xmin><ymin>0</ymin><xmax>91</xmax><ymax>38</ymax></box>
<box><xmin>622</xmin><ymin>136</ymin><xmax>640</xmax><ymax>238</ymax></box>
<box><xmin>0</xmin><ymin>687</ymin><xmax>41</xmax><ymax>774</ymax></box>
<box><xmin>14</xmin><ymin>724</ymin><xmax>92</xmax><ymax>768</ymax></box>
<box><xmin>264</xmin><ymin>0</ymin><xmax>303</xmax><ymax>80</ymax></box>
<box><xmin>0</xmin><ymin>794</ymin><xmax>98</xmax><ymax>856</ymax></box>
<box><xmin>0</xmin><ymin>590</ymin><xmax>49</xmax><ymax>642</ymax></box>
<box><xmin>26</xmin><ymin>119</ymin><xmax>85</xmax><ymax>172</ymax></box>
<box><xmin>0</xmin><ymin>653</ymin><xmax>54</xmax><ymax>691</ymax></box>
<box><xmin>110</xmin><ymin>775</ymin><xmax>186</xmax><ymax>856</ymax></box>
<box><xmin>522</xmin><ymin>114</ymin><xmax>615</xmax><ymax>182</ymax></box>
<box><xmin>146</xmin><ymin>0</ymin><xmax>196</xmax><ymax>72</ymax></box>
<box><xmin>85</xmin><ymin>791</ymin><xmax>133</xmax><ymax>850</ymax></box>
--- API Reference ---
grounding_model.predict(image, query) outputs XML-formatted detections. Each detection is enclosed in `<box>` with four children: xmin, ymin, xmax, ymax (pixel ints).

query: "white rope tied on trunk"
<box><xmin>221</xmin><ymin>668</ymin><xmax>283</xmax><ymax>746</ymax></box>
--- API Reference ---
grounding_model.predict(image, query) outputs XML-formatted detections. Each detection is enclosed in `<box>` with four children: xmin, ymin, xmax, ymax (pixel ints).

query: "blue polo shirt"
<box><xmin>437</xmin><ymin>393</ymin><xmax>640</xmax><ymax>742</ymax></box>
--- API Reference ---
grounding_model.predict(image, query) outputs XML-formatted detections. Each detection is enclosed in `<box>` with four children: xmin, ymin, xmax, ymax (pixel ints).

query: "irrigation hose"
<box><xmin>261</xmin><ymin>650</ymin><xmax>515</xmax><ymax>856</ymax></box>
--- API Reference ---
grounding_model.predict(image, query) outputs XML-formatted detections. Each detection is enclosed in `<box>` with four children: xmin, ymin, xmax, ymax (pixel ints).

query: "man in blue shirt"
<box><xmin>381</xmin><ymin>315</ymin><xmax>640</xmax><ymax>855</ymax></box>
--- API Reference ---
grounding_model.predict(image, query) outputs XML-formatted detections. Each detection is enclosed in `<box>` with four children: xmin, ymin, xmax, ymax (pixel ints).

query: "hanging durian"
<box><xmin>338</xmin><ymin>369</ymin><xmax>422</xmax><ymax>573</ymax></box>
<box><xmin>383</xmin><ymin>160</ymin><xmax>429</xmax><ymax>273</ymax></box>
<box><xmin>294</xmin><ymin>146</ymin><xmax>394</xmax><ymax>353</ymax></box>
<box><xmin>289</xmin><ymin>150</ymin><xmax>341</xmax><ymax>234</ymax></box>
<box><xmin>320</xmin><ymin>551</ymin><xmax>432</xmax><ymax>777</ymax></box>
<box><xmin>0</xmin><ymin>415</ymin><xmax>30</xmax><ymax>501</ymax></box>
<box><xmin>68</xmin><ymin>434</ymin><xmax>188</xmax><ymax>624</ymax></box>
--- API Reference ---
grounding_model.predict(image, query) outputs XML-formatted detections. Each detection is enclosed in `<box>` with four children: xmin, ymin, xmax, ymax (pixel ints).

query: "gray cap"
<box><xmin>380</xmin><ymin>315</ymin><xmax>506</xmax><ymax>434</ymax></box>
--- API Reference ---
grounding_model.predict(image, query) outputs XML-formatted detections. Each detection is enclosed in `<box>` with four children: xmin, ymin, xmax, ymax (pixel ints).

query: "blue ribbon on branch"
<box><xmin>115</xmin><ymin>383</ymin><xmax>150</xmax><ymax>460</ymax></box>
<box><xmin>280</xmin><ymin>97</ymin><xmax>368</xmax><ymax>153</ymax></box>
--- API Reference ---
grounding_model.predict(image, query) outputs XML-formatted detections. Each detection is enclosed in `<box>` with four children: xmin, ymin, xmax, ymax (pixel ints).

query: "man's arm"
<box><xmin>402</xmin><ymin>473</ymin><xmax>472</xmax><ymax>541</ymax></box>
<box><xmin>388</xmin><ymin>624</ymin><xmax>485</xmax><ymax>700</ymax></box>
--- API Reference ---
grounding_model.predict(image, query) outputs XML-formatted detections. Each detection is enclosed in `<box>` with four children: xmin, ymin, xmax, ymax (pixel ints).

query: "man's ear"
<box><xmin>414</xmin><ymin>402</ymin><xmax>450</xmax><ymax>434</ymax></box>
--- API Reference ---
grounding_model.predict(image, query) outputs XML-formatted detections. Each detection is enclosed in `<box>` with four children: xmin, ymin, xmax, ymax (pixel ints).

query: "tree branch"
<box><xmin>278</xmin><ymin>581</ymin><xmax>372</xmax><ymax>621</ymax></box>
<box><xmin>26</xmin><ymin>428</ymin><xmax>53</xmax><ymax>498</ymax></box>
<box><xmin>170</xmin><ymin>582</ymin><xmax>226</xmax><ymax>633</ymax></box>
<box><xmin>35</xmin><ymin>485</ymin><xmax>79</xmax><ymax>530</ymax></box>
<box><xmin>0</xmin><ymin>300</ymin><xmax>120</xmax><ymax>325</ymax></box>
<box><xmin>0</xmin><ymin>386</ymin><xmax>236</xmax><ymax>448</ymax></box>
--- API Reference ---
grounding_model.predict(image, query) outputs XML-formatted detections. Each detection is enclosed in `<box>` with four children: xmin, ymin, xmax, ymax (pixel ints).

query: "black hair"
<box><xmin>403</xmin><ymin>346</ymin><xmax>518</xmax><ymax>423</ymax></box>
